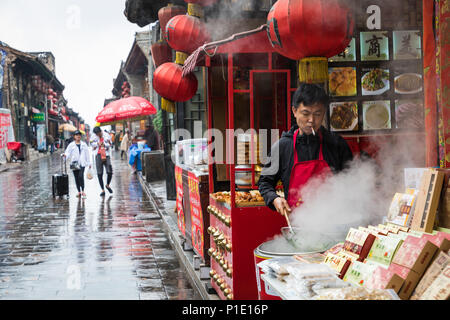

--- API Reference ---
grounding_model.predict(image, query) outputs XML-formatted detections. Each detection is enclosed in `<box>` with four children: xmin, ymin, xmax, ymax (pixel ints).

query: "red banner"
<box><xmin>188</xmin><ymin>171</ymin><xmax>204</xmax><ymax>259</ymax></box>
<box><xmin>0</xmin><ymin>112</ymin><xmax>12</xmax><ymax>149</ymax></box>
<box><xmin>175</xmin><ymin>166</ymin><xmax>186</xmax><ymax>236</ymax></box>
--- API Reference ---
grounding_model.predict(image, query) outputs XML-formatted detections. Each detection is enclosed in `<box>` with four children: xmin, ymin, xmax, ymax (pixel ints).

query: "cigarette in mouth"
<box><xmin>312</xmin><ymin>128</ymin><xmax>316</xmax><ymax>136</ymax></box>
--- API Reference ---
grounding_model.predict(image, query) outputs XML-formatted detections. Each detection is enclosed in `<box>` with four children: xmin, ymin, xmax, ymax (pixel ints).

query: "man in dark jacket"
<box><xmin>258</xmin><ymin>83</ymin><xmax>353</xmax><ymax>216</ymax></box>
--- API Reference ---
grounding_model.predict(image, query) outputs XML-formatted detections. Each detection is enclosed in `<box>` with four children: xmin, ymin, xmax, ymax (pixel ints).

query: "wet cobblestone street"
<box><xmin>0</xmin><ymin>151</ymin><xmax>200</xmax><ymax>300</ymax></box>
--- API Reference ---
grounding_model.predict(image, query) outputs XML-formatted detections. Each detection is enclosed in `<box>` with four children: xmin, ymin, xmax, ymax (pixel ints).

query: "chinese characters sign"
<box><xmin>188</xmin><ymin>172</ymin><xmax>204</xmax><ymax>259</ymax></box>
<box><xmin>175</xmin><ymin>166</ymin><xmax>185</xmax><ymax>236</ymax></box>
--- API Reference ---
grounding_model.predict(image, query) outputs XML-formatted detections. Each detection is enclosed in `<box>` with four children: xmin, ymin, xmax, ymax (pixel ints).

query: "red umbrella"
<box><xmin>96</xmin><ymin>96</ymin><xmax>157</xmax><ymax>125</ymax></box>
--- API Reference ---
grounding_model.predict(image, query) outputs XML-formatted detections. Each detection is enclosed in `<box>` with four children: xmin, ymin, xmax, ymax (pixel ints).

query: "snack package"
<box><xmin>410</xmin><ymin>251</ymin><xmax>450</xmax><ymax>300</ymax></box>
<box><xmin>419</xmin><ymin>265</ymin><xmax>450</xmax><ymax>300</ymax></box>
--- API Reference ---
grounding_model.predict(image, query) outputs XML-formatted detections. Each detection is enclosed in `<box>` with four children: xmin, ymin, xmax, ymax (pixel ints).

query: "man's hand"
<box><xmin>273</xmin><ymin>197</ymin><xmax>292</xmax><ymax>217</ymax></box>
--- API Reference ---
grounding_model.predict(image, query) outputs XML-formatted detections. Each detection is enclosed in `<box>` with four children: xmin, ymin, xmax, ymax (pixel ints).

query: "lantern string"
<box><xmin>182</xmin><ymin>24</ymin><xmax>267</xmax><ymax>77</ymax></box>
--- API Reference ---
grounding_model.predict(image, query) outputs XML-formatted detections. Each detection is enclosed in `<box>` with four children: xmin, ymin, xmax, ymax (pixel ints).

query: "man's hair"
<box><xmin>93</xmin><ymin>127</ymin><xmax>101</xmax><ymax>134</ymax></box>
<box><xmin>292</xmin><ymin>83</ymin><xmax>329</xmax><ymax>109</ymax></box>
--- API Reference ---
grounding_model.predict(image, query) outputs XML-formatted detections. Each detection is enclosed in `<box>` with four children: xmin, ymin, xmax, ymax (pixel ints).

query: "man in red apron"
<box><xmin>258</xmin><ymin>84</ymin><xmax>353</xmax><ymax>217</ymax></box>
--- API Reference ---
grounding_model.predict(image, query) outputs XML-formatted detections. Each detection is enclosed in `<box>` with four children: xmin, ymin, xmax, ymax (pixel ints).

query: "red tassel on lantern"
<box><xmin>166</xmin><ymin>14</ymin><xmax>210</xmax><ymax>54</ymax></box>
<box><xmin>267</xmin><ymin>0</ymin><xmax>354</xmax><ymax>60</ymax></box>
<box><xmin>153</xmin><ymin>62</ymin><xmax>198</xmax><ymax>102</ymax></box>
<box><xmin>158</xmin><ymin>5</ymin><xmax>187</xmax><ymax>41</ymax></box>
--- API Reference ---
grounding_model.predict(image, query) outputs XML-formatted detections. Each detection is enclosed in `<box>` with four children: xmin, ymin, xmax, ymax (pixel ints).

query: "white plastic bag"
<box><xmin>86</xmin><ymin>167</ymin><xmax>94</xmax><ymax>180</ymax></box>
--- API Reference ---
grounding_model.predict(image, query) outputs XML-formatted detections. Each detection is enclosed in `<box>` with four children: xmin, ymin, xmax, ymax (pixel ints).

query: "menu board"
<box><xmin>175</xmin><ymin>166</ymin><xmax>186</xmax><ymax>237</ymax></box>
<box><xmin>327</xmin><ymin>0</ymin><xmax>424</xmax><ymax>134</ymax></box>
<box><xmin>188</xmin><ymin>172</ymin><xmax>205</xmax><ymax>260</ymax></box>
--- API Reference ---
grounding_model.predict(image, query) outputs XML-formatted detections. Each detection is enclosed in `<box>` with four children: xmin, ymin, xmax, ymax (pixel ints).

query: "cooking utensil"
<box><xmin>281</xmin><ymin>208</ymin><xmax>299</xmax><ymax>247</ymax></box>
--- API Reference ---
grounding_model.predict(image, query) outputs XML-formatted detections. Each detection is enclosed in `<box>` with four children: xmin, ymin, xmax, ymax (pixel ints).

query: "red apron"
<box><xmin>287</xmin><ymin>129</ymin><xmax>332</xmax><ymax>209</ymax></box>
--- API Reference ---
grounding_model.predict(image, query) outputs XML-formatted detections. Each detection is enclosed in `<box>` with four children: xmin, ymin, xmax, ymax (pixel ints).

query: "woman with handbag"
<box><xmin>91</xmin><ymin>127</ymin><xmax>114</xmax><ymax>197</ymax></box>
<box><xmin>63</xmin><ymin>130</ymin><xmax>91</xmax><ymax>199</ymax></box>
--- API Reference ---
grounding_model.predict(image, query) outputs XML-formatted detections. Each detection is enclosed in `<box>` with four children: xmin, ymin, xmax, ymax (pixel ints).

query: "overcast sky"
<box><xmin>0</xmin><ymin>0</ymin><xmax>147</xmax><ymax>128</ymax></box>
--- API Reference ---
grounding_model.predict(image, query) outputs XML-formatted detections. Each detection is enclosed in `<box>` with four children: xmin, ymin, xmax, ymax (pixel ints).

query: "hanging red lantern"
<box><xmin>267</xmin><ymin>0</ymin><xmax>353</xmax><ymax>60</ymax></box>
<box><xmin>153</xmin><ymin>62</ymin><xmax>198</xmax><ymax>102</ymax></box>
<box><xmin>267</xmin><ymin>0</ymin><xmax>354</xmax><ymax>83</ymax></box>
<box><xmin>158</xmin><ymin>5</ymin><xmax>187</xmax><ymax>41</ymax></box>
<box><xmin>151</xmin><ymin>41</ymin><xmax>173</xmax><ymax>68</ymax></box>
<box><xmin>166</xmin><ymin>14</ymin><xmax>210</xmax><ymax>54</ymax></box>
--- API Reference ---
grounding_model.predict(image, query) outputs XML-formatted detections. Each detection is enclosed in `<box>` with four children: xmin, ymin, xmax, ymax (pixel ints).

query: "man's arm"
<box><xmin>258</xmin><ymin>141</ymin><xmax>283</xmax><ymax>211</ymax></box>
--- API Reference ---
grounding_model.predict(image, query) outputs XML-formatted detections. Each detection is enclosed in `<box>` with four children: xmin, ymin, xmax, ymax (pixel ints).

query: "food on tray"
<box><xmin>329</xmin><ymin>68</ymin><xmax>356</xmax><ymax>96</ymax></box>
<box><xmin>364</xmin><ymin>102</ymin><xmax>390</xmax><ymax>129</ymax></box>
<box><xmin>362</xmin><ymin>69</ymin><xmax>389</xmax><ymax>91</ymax></box>
<box><xmin>212</xmin><ymin>190</ymin><xmax>264</xmax><ymax>204</ymax></box>
<box><xmin>396</xmin><ymin>101</ymin><xmax>424</xmax><ymax>128</ymax></box>
<box><xmin>330</xmin><ymin>102</ymin><xmax>358</xmax><ymax>130</ymax></box>
<box><xmin>395</xmin><ymin>73</ymin><xmax>422</xmax><ymax>93</ymax></box>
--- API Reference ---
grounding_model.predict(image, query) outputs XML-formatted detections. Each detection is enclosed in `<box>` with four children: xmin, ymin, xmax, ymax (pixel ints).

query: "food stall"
<box><xmin>175</xmin><ymin>138</ymin><xmax>211</xmax><ymax>264</ymax></box>
<box><xmin>197</xmin><ymin>0</ymin><xmax>446</xmax><ymax>301</ymax></box>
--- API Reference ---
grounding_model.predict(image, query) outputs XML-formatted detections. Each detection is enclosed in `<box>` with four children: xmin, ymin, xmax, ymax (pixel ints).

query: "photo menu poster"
<box><xmin>326</xmin><ymin>1</ymin><xmax>425</xmax><ymax>135</ymax></box>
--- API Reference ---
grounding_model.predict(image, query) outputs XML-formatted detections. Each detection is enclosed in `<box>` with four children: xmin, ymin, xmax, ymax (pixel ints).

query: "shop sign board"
<box><xmin>188</xmin><ymin>171</ymin><xmax>204</xmax><ymax>259</ymax></box>
<box><xmin>175</xmin><ymin>166</ymin><xmax>186</xmax><ymax>236</ymax></box>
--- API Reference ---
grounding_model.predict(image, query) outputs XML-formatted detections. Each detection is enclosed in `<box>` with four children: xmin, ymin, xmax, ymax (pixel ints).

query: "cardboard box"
<box><xmin>367</xmin><ymin>235</ymin><xmax>404</xmax><ymax>266</ymax></box>
<box><xmin>389</xmin><ymin>264</ymin><xmax>421</xmax><ymax>300</ymax></box>
<box><xmin>422</xmin><ymin>232</ymin><xmax>450</xmax><ymax>255</ymax></box>
<box><xmin>343</xmin><ymin>261</ymin><xmax>379</xmax><ymax>287</ymax></box>
<box><xmin>419</xmin><ymin>265</ymin><xmax>450</xmax><ymax>300</ymax></box>
<box><xmin>324</xmin><ymin>253</ymin><xmax>353</xmax><ymax>279</ymax></box>
<box><xmin>387</xmin><ymin>222</ymin><xmax>409</xmax><ymax>233</ymax></box>
<box><xmin>365</xmin><ymin>265</ymin><xmax>405</xmax><ymax>293</ymax></box>
<box><xmin>404</xmin><ymin>168</ymin><xmax>427</xmax><ymax>190</ymax></box>
<box><xmin>410</xmin><ymin>251</ymin><xmax>450</xmax><ymax>300</ymax></box>
<box><xmin>343</xmin><ymin>228</ymin><xmax>376</xmax><ymax>262</ymax></box>
<box><xmin>410</xmin><ymin>169</ymin><xmax>445</xmax><ymax>233</ymax></box>
<box><xmin>392</xmin><ymin>236</ymin><xmax>438</xmax><ymax>276</ymax></box>
<box><xmin>438</xmin><ymin>187</ymin><xmax>450</xmax><ymax>229</ymax></box>
<box><xmin>367</xmin><ymin>225</ymin><xmax>388</xmax><ymax>236</ymax></box>
<box><xmin>387</xmin><ymin>193</ymin><xmax>416</xmax><ymax>226</ymax></box>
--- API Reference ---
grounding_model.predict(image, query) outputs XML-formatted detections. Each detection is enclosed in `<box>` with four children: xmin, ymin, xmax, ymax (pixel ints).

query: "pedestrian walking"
<box><xmin>115</xmin><ymin>130</ymin><xmax>122</xmax><ymax>151</ymax></box>
<box><xmin>46</xmin><ymin>134</ymin><xmax>55</xmax><ymax>154</ymax></box>
<box><xmin>91</xmin><ymin>126</ymin><xmax>114</xmax><ymax>197</ymax></box>
<box><xmin>120</xmin><ymin>129</ymin><xmax>131</xmax><ymax>160</ymax></box>
<box><xmin>63</xmin><ymin>130</ymin><xmax>91</xmax><ymax>199</ymax></box>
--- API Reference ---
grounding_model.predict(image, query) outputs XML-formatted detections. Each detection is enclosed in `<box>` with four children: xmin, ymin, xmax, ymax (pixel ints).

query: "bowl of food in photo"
<box><xmin>364</xmin><ymin>102</ymin><xmax>391</xmax><ymax>130</ymax></box>
<box><xmin>361</xmin><ymin>69</ymin><xmax>390</xmax><ymax>95</ymax></box>
<box><xmin>330</xmin><ymin>102</ymin><xmax>358</xmax><ymax>132</ymax></box>
<box><xmin>394</xmin><ymin>73</ymin><xmax>422</xmax><ymax>94</ymax></box>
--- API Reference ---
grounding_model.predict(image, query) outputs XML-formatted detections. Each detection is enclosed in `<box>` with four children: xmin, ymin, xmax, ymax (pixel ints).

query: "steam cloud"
<box><xmin>263</xmin><ymin>134</ymin><xmax>425</xmax><ymax>252</ymax></box>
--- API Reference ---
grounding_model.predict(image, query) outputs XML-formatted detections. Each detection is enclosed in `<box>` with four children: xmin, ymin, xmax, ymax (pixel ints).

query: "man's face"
<box><xmin>292</xmin><ymin>103</ymin><xmax>326</xmax><ymax>135</ymax></box>
<box><xmin>95</xmin><ymin>131</ymin><xmax>102</xmax><ymax>138</ymax></box>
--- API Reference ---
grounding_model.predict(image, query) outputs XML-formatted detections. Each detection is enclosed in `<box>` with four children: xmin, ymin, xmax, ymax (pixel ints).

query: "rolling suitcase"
<box><xmin>52</xmin><ymin>156</ymin><xmax>69</xmax><ymax>198</ymax></box>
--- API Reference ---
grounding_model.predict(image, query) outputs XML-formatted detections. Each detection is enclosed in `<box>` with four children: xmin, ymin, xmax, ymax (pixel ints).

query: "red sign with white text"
<box><xmin>175</xmin><ymin>166</ymin><xmax>185</xmax><ymax>236</ymax></box>
<box><xmin>188</xmin><ymin>172</ymin><xmax>204</xmax><ymax>259</ymax></box>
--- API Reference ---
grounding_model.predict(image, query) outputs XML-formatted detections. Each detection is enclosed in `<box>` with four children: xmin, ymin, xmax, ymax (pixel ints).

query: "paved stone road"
<box><xmin>0</xmin><ymin>151</ymin><xmax>200</xmax><ymax>300</ymax></box>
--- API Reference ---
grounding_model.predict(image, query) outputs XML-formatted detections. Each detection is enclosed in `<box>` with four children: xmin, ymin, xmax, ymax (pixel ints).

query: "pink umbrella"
<box><xmin>96</xmin><ymin>96</ymin><xmax>157</xmax><ymax>125</ymax></box>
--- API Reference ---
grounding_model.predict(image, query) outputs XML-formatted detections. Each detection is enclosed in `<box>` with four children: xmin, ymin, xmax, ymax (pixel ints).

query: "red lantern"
<box><xmin>184</xmin><ymin>0</ymin><xmax>217</xmax><ymax>6</ymax></box>
<box><xmin>267</xmin><ymin>0</ymin><xmax>354</xmax><ymax>60</ymax></box>
<box><xmin>151</xmin><ymin>41</ymin><xmax>173</xmax><ymax>68</ymax></box>
<box><xmin>166</xmin><ymin>14</ymin><xmax>210</xmax><ymax>54</ymax></box>
<box><xmin>153</xmin><ymin>62</ymin><xmax>198</xmax><ymax>102</ymax></box>
<box><xmin>158</xmin><ymin>5</ymin><xmax>187</xmax><ymax>41</ymax></box>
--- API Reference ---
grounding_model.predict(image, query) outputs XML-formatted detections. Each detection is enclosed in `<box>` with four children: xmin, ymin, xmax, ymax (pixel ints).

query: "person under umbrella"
<box><xmin>91</xmin><ymin>126</ymin><xmax>114</xmax><ymax>197</ymax></box>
